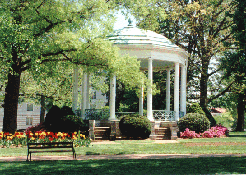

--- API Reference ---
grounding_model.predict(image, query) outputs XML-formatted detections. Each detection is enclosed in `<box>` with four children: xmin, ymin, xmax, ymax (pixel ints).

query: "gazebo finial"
<box><xmin>128</xmin><ymin>18</ymin><xmax>133</xmax><ymax>26</ymax></box>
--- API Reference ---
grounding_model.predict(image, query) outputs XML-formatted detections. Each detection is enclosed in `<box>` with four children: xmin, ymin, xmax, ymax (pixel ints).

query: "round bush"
<box><xmin>45</xmin><ymin>105</ymin><xmax>64</xmax><ymax>131</ymax></box>
<box><xmin>45</xmin><ymin>105</ymin><xmax>86</xmax><ymax>133</ymax></box>
<box><xmin>119</xmin><ymin>114</ymin><xmax>151</xmax><ymax>139</ymax></box>
<box><xmin>178</xmin><ymin>113</ymin><xmax>210</xmax><ymax>133</ymax></box>
<box><xmin>60</xmin><ymin>115</ymin><xmax>85</xmax><ymax>133</ymax></box>
<box><xmin>187</xmin><ymin>103</ymin><xmax>205</xmax><ymax>115</ymax></box>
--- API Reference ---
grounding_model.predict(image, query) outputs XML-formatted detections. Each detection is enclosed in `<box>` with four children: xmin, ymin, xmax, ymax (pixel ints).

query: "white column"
<box><xmin>166</xmin><ymin>69</ymin><xmax>170</xmax><ymax>111</ymax></box>
<box><xmin>147</xmin><ymin>59</ymin><xmax>154</xmax><ymax>121</ymax></box>
<box><xmin>72</xmin><ymin>65</ymin><xmax>78</xmax><ymax>114</ymax></box>
<box><xmin>174</xmin><ymin>62</ymin><xmax>180</xmax><ymax>121</ymax></box>
<box><xmin>81</xmin><ymin>72</ymin><xmax>87</xmax><ymax>119</ymax></box>
<box><xmin>139</xmin><ymin>83</ymin><xmax>144</xmax><ymax>116</ymax></box>
<box><xmin>86</xmin><ymin>73</ymin><xmax>90</xmax><ymax>109</ymax></box>
<box><xmin>109</xmin><ymin>74</ymin><xmax>116</xmax><ymax>120</ymax></box>
<box><xmin>180</xmin><ymin>65</ymin><xmax>187</xmax><ymax>115</ymax></box>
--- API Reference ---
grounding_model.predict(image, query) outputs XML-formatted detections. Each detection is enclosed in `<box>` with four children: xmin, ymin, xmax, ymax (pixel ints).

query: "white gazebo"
<box><xmin>71</xmin><ymin>22</ymin><xmax>188</xmax><ymax>140</ymax></box>
<box><xmin>105</xmin><ymin>22</ymin><xmax>188</xmax><ymax>122</ymax></box>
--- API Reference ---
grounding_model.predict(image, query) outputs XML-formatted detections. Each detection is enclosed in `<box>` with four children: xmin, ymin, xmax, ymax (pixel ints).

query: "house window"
<box><xmin>26</xmin><ymin>117</ymin><xmax>33</xmax><ymax>125</ymax></box>
<box><xmin>92</xmin><ymin>91</ymin><xmax>96</xmax><ymax>99</ymax></box>
<box><xmin>27</xmin><ymin>104</ymin><xmax>33</xmax><ymax>111</ymax></box>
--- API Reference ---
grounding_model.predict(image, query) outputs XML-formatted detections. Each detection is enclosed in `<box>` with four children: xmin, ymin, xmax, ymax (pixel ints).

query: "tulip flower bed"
<box><xmin>0</xmin><ymin>131</ymin><xmax>90</xmax><ymax>148</ymax></box>
<box><xmin>180</xmin><ymin>125</ymin><xmax>229</xmax><ymax>139</ymax></box>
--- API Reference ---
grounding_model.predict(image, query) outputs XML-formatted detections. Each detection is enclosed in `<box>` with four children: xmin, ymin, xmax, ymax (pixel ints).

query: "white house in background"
<box><xmin>0</xmin><ymin>90</ymin><xmax>107</xmax><ymax>131</ymax></box>
<box><xmin>90</xmin><ymin>89</ymin><xmax>108</xmax><ymax>109</ymax></box>
<box><xmin>0</xmin><ymin>102</ymin><xmax>40</xmax><ymax>131</ymax></box>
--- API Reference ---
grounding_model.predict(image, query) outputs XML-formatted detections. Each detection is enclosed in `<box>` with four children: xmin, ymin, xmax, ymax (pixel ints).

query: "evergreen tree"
<box><xmin>220</xmin><ymin>0</ymin><xmax>246</xmax><ymax>131</ymax></box>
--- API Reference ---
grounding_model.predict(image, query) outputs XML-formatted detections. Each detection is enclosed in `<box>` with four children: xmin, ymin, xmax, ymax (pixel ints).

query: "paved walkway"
<box><xmin>90</xmin><ymin>140</ymin><xmax>179</xmax><ymax>144</ymax></box>
<box><xmin>1</xmin><ymin>154</ymin><xmax>246</xmax><ymax>162</ymax></box>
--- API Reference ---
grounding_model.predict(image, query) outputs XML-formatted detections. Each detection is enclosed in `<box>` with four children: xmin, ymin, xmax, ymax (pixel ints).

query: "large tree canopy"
<box><xmin>118</xmin><ymin>0</ymin><xmax>236</xmax><ymax>126</ymax></box>
<box><xmin>220</xmin><ymin>0</ymin><xmax>246</xmax><ymax>131</ymax></box>
<box><xmin>0</xmin><ymin>0</ymin><xmax>145</xmax><ymax>133</ymax></box>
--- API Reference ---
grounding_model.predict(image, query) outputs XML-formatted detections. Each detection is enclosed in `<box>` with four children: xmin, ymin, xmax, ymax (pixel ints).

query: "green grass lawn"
<box><xmin>1</xmin><ymin>157</ymin><xmax>246</xmax><ymax>175</ymax></box>
<box><xmin>0</xmin><ymin>132</ymin><xmax>245</xmax><ymax>156</ymax></box>
<box><xmin>0</xmin><ymin>132</ymin><xmax>245</xmax><ymax>175</ymax></box>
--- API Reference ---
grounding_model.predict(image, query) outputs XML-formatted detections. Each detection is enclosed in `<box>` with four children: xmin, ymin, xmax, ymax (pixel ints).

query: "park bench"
<box><xmin>27</xmin><ymin>142</ymin><xmax>76</xmax><ymax>161</ymax></box>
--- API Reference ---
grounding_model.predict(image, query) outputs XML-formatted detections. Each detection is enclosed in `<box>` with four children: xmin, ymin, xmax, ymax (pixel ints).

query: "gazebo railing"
<box><xmin>153</xmin><ymin>110</ymin><xmax>175</xmax><ymax>121</ymax></box>
<box><xmin>179</xmin><ymin>111</ymin><xmax>185</xmax><ymax>118</ymax></box>
<box><xmin>84</xmin><ymin>109</ymin><xmax>110</xmax><ymax>120</ymax></box>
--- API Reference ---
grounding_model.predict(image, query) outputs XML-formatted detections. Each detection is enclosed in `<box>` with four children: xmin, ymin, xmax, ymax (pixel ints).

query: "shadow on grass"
<box><xmin>85</xmin><ymin>152</ymin><xmax>100</xmax><ymax>155</ymax></box>
<box><xmin>1</xmin><ymin>157</ymin><xmax>246</xmax><ymax>175</ymax></box>
<box><xmin>229</xmin><ymin>135</ymin><xmax>246</xmax><ymax>137</ymax></box>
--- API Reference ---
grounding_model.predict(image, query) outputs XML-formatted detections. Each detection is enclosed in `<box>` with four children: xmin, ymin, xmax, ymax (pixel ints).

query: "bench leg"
<box><xmin>73</xmin><ymin>152</ymin><xmax>76</xmax><ymax>159</ymax></box>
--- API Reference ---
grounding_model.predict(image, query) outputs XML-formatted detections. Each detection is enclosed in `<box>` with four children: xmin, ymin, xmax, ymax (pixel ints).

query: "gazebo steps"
<box><xmin>89</xmin><ymin>120</ymin><xmax>178</xmax><ymax>141</ymax></box>
<box><xmin>151</xmin><ymin>135</ymin><xmax>171</xmax><ymax>140</ymax></box>
<box><xmin>95</xmin><ymin>136</ymin><xmax>110</xmax><ymax>140</ymax></box>
<box><xmin>151</xmin><ymin>127</ymin><xmax>171</xmax><ymax>140</ymax></box>
<box><xmin>94</xmin><ymin>127</ymin><xmax>111</xmax><ymax>140</ymax></box>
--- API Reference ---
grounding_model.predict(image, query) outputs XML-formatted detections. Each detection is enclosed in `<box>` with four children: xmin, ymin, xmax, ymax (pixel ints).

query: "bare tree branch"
<box><xmin>208</xmin><ymin>80</ymin><xmax>234</xmax><ymax>103</ymax></box>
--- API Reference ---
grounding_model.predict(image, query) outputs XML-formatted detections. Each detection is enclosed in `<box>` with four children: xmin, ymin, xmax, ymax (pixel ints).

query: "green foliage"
<box><xmin>178</xmin><ymin>113</ymin><xmax>210</xmax><ymax>133</ymax></box>
<box><xmin>124</xmin><ymin>0</ymin><xmax>235</xmax><ymax>113</ymax></box>
<box><xmin>0</xmin><ymin>0</ymin><xmax>147</xmax><ymax>133</ymax></box>
<box><xmin>213</xmin><ymin>112</ymin><xmax>235</xmax><ymax>129</ymax></box>
<box><xmin>62</xmin><ymin>115</ymin><xmax>85</xmax><ymax>132</ymax></box>
<box><xmin>85</xmin><ymin>109</ymin><xmax>110</xmax><ymax>120</ymax></box>
<box><xmin>220</xmin><ymin>0</ymin><xmax>246</xmax><ymax>131</ymax></box>
<box><xmin>45</xmin><ymin>105</ymin><xmax>85</xmax><ymax>133</ymax></box>
<box><xmin>187</xmin><ymin>103</ymin><xmax>205</xmax><ymax>115</ymax></box>
<box><xmin>187</xmin><ymin>103</ymin><xmax>216</xmax><ymax>126</ymax></box>
<box><xmin>119</xmin><ymin>114</ymin><xmax>151</xmax><ymax>139</ymax></box>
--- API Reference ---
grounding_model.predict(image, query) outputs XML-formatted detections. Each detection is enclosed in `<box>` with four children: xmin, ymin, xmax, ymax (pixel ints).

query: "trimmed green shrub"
<box><xmin>187</xmin><ymin>103</ymin><xmax>216</xmax><ymax>127</ymax></box>
<box><xmin>45</xmin><ymin>106</ymin><xmax>87</xmax><ymax>133</ymax></box>
<box><xmin>119</xmin><ymin>114</ymin><xmax>151</xmax><ymax>139</ymax></box>
<box><xmin>45</xmin><ymin>105</ymin><xmax>64</xmax><ymax>131</ymax></box>
<box><xmin>60</xmin><ymin>115</ymin><xmax>85</xmax><ymax>133</ymax></box>
<box><xmin>187</xmin><ymin>103</ymin><xmax>205</xmax><ymax>115</ymax></box>
<box><xmin>178</xmin><ymin>113</ymin><xmax>210</xmax><ymax>133</ymax></box>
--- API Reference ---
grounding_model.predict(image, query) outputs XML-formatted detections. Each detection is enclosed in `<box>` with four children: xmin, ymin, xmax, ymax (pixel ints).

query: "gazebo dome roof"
<box><xmin>107</xmin><ymin>23</ymin><xmax>188</xmax><ymax>69</ymax></box>
<box><xmin>107</xmin><ymin>24</ymin><xmax>179</xmax><ymax>49</ymax></box>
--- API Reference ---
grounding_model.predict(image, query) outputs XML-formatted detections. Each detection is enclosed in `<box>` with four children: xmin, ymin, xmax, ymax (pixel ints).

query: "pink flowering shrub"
<box><xmin>180</xmin><ymin>125</ymin><xmax>229</xmax><ymax>139</ymax></box>
<box><xmin>201</xmin><ymin>124</ymin><xmax>228</xmax><ymax>138</ymax></box>
<box><xmin>180</xmin><ymin>128</ymin><xmax>201</xmax><ymax>139</ymax></box>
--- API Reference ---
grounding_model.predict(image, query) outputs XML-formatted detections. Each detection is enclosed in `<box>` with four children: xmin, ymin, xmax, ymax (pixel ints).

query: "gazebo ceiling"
<box><xmin>107</xmin><ymin>24</ymin><xmax>188</xmax><ymax>69</ymax></box>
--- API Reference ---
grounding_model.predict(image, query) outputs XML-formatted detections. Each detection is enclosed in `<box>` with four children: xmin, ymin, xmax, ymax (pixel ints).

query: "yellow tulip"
<box><xmin>57</xmin><ymin>132</ymin><xmax>63</xmax><ymax>137</ymax></box>
<box><xmin>41</xmin><ymin>132</ymin><xmax>46</xmax><ymax>136</ymax></box>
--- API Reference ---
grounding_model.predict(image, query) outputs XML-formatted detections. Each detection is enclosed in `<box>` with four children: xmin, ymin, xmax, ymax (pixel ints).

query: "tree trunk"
<box><xmin>235</xmin><ymin>93</ymin><xmax>245</xmax><ymax>131</ymax></box>
<box><xmin>40</xmin><ymin>95</ymin><xmax>45</xmax><ymax>123</ymax></box>
<box><xmin>200</xmin><ymin>58</ymin><xmax>216</xmax><ymax>126</ymax></box>
<box><xmin>200</xmin><ymin>59</ymin><xmax>209</xmax><ymax>108</ymax></box>
<box><xmin>3</xmin><ymin>73</ymin><xmax>21</xmax><ymax>134</ymax></box>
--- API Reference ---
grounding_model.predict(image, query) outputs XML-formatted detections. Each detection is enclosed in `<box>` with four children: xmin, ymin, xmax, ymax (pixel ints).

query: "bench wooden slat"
<box><xmin>30</xmin><ymin>150</ymin><xmax>73</xmax><ymax>153</ymax></box>
<box><xmin>28</xmin><ymin>142</ymin><xmax>72</xmax><ymax>145</ymax></box>
<box><xmin>29</xmin><ymin>146</ymin><xmax>73</xmax><ymax>149</ymax></box>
